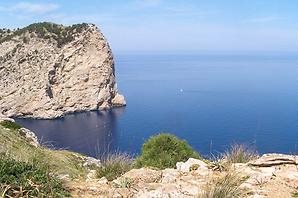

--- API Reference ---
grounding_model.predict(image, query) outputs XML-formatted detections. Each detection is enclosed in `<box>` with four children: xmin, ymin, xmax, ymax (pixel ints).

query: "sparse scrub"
<box><xmin>199</xmin><ymin>171</ymin><xmax>247</xmax><ymax>198</ymax></box>
<box><xmin>0</xmin><ymin>120</ymin><xmax>22</xmax><ymax>130</ymax></box>
<box><xmin>0</xmin><ymin>22</ymin><xmax>89</xmax><ymax>47</ymax></box>
<box><xmin>223</xmin><ymin>144</ymin><xmax>258</xmax><ymax>163</ymax></box>
<box><xmin>0</xmin><ymin>124</ymin><xmax>88</xmax><ymax>179</ymax></box>
<box><xmin>0</xmin><ymin>154</ymin><xmax>69</xmax><ymax>197</ymax></box>
<box><xmin>96</xmin><ymin>153</ymin><xmax>133</xmax><ymax>181</ymax></box>
<box><xmin>117</xmin><ymin>177</ymin><xmax>134</xmax><ymax>188</ymax></box>
<box><xmin>134</xmin><ymin>133</ymin><xmax>200</xmax><ymax>169</ymax></box>
<box><xmin>208</xmin><ymin>156</ymin><xmax>229</xmax><ymax>172</ymax></box>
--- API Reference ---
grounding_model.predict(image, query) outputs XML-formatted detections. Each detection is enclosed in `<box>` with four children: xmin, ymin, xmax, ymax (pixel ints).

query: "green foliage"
<box><xmin>0</xmin><ymin>124</ymin><xmax>88</xmax><ymax>179</ymax></box>
<box><xmin>96</xmin><ymin>153</ymin><xmax>133</xmax><ymax>181</ymax></box>
<box><xmin>189</xmin><ymin>164</ymin><xmax>200</xmax><ymax>171</ymax></box>
<box><xmin>223</xmin><ymin>144</ymin><xmax>258</xmax><ymax>163</ymax></box>
<box><xmin>0</xmin><ymin>154</ymin><xmax>69</xmax><ymax>197</ymax></box>
<box><xmin>134</xmin><ymin>133</ymin><xmax>200</xmax><ymax>169</ymax></box>
<box><xmin>0</xmin><ymin>120</ymin><xmax>22</xmax><ymax>130</ymax></box>
<box><xmin>0</xmin><ymin>22</ymin><xmax>89</xmax><ymax>47</ymax></box>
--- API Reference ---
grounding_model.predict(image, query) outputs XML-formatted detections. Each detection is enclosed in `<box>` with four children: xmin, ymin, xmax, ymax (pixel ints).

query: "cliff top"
<box><xmin>0</xmin><ymin>22</ymin><xmax>93</xmax><ymax>47</ymax></box>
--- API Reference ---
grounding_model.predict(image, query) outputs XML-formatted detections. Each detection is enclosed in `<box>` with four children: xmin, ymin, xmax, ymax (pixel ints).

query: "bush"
<box><xmin>223</xmin><ymin>144</ymin><xmax>258</xmax><ymax>163</ymax></box>
<box><xmin>135</xmin><ymin>133</ymin><xmax>200</xmax><ymax>169</ymax></box>
<box><xmin>0</xmin><ymin>120</ymin><xmax>22</xmax><ymax>130</ymax></box>
<box><xmin>96</xmin><ymin>153</ymin><xmax>133</xmax><ymax>181</ymax></box>
<box><xmin>0</xmin><ymin>154</ymin><xmax>69</xmax><ymax>197</ymax></box>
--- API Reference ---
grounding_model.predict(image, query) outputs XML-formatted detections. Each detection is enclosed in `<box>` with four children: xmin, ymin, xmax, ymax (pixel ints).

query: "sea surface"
<box><xmin>16</xmin><ymin>52</ymin><xmax>298</xmax><ymax>158</ymax></box>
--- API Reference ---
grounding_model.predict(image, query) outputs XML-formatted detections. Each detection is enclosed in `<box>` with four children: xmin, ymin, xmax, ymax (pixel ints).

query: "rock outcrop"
<box><xmin>18</xmin><ymin>128</ymin><xmax>40</xmax><ymax>147</ymax></box>
<box><xmin>69</xmin><ymin>154</ymin><xmax>298</xmax><ymax>198</ymax></box>
<box><xmin>0</xmin><ymin>22</ymin><xmax>125</xmax><ymax>119</ymax></box>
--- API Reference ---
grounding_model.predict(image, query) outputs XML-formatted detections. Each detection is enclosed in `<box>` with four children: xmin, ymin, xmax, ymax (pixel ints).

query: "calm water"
<box><xmin>16</xmin><ymin>52</ymin><xmax>298</xmax><ymax>157</ymax></box>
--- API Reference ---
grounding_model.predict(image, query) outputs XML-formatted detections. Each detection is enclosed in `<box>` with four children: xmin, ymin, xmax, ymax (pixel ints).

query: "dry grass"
<box><xmin>0</xmin><ymin>125</ymin><xmax>88</xmax><ymax>179</ymax></box>
<box><xmin>223</xmin><ymin>144</ymin><xmax>258</xmax><ymax>164</ymax></box>
<box><xmin>208</xmin><ymin>155</ymin><xmax>229</xmax><ymax>172</ymax></box>
<box><xmin>96</xmin><ymin>152</ymin><xmax>133</xmax><ymax>181</ymax></box>
<box><xmin>199</xmin><ymin>171</ymin><xmax>247</xmax><ymax>198</ymax></box>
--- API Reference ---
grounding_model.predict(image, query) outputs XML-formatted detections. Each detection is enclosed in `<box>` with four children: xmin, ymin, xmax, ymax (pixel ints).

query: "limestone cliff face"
<box><xmin>0</xmin><ymin>22</ymin><xmax>125</xmax><ymax>119</ymax></box>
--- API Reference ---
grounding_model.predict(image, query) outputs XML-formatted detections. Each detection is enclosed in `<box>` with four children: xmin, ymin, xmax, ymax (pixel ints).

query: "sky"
<box><xmin>0</xmin><ymin>0</ymin><xmax>297</xmax><ymax>52</ymax></box>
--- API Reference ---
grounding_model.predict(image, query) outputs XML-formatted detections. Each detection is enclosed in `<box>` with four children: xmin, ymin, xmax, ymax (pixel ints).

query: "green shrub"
<box><xmin>0</xmin><ymin>154</ymin><xmax>69</xmax><ymax>197</ymax></box>
<box><xmin>135</xmin><ymin>133</ymin><xmax>200</xmax><ymax>169</ymax></box>
<box><xmin>223</xmin><ymin>144</ymin><xmax>258</xmax><ymax>163</ymax></box>
<box><xmin>96</xmin><ymin>153</ymin><xmax>133</xmax><ymax>181</ymax></box>
<box><xmin>0</xmin><ymin>120</ymin><xmax>22</xmax><ymax>130</ymax></box>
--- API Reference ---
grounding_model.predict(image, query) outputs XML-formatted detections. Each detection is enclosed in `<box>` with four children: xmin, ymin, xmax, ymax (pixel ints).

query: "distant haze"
<box><xmin>0</xmin><ymin>0</ymin><xmax>297</xmax><ymax>52</ymax></box>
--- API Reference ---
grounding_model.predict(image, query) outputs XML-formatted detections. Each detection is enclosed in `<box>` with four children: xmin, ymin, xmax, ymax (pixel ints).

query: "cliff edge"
<box><xmin>0</xmin><ymin>22</ymin><xmax>125</xmax><ymax>119</ymax></box>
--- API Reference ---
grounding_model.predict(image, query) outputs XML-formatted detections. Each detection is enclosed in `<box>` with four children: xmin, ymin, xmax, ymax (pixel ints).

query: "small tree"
<box><xmin>135</xmin><ymin>133</ymin><xmax>200</xmax><ymax>169</ymax></box>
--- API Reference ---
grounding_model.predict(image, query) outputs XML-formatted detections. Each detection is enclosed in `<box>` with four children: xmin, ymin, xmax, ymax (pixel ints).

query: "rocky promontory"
<box><xmin>0</xmin><ymin>22</ymin><xmax>125</xmax><ymax>119</ymax></box>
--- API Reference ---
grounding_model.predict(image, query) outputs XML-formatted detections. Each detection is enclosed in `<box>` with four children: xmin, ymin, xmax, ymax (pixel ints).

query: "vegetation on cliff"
<box><xmin>0</xmin><ymin>154</ymin><xmax>69</xmax><ymax>197</ymax></box>
<box><xmin>223</xmin><ymin>143</ymin><xmax>258</xmax><ymax>163</ymax></box>
<box><xmin>0</xmin><ymin>22</ymin><xmax>89</xmax><ymax>47</ymax></box>
<box><xmin>0</xmin><ymin>120</ymin><xmax>22</xmax><ymax>130</ymax></box>
<box><xmin>0</xmin><ymin>121</ymin><xmax>96</xmax><ymax>197</ymax></box>
<box><xmin>0</xmin><ymin>122</ymin><xmax>88</xmax><ymax>178</ymax></box>
<box><xmin>134</xmin><ymin>133</ymin><xmax>200</xmax><ymax>169</ymax></box>
<box><xmin>96</xmin><ymin>153</ymin><xmax>133</xmax><ymax>181</ymax></box>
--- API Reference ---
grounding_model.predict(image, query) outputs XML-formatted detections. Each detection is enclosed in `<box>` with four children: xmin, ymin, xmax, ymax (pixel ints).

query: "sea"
<box><xmin>16</xmin><ymin>51</ymin><xmax>298</xmax><ymax>158</ymax></box>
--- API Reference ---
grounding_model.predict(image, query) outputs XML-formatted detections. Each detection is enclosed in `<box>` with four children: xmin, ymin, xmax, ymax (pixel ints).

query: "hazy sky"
<box><xmin>0</xmin><ymin>0</ymin><xmax>297</xmax><ymax>52</ymax></box>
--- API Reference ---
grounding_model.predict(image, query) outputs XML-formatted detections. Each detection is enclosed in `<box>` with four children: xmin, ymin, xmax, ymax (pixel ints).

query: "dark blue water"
<box><xmin>16</xmin><ymin>52</ymin><xmax>298</xmax><ymax>157</ymax></box>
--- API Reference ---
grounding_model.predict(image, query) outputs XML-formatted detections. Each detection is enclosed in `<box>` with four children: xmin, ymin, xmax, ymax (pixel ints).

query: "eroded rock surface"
<box><xmin>18</xmin><ymin>128</ymin><xmax>39</xmax><ymax>147</ymax></box>
<box><xmin>68</xmin><ymin>155</ymin><xmax>298</xmax><ymax>198</ymax></box>
<box><xmin>249</xmin><ymin>153</ymin><xmax>298</xmax><ymax>167</ymax></box>
<box><xmin>0</xmin><ymin>22</ymin><xmax>125</xmax><ymax>119</ymax></box>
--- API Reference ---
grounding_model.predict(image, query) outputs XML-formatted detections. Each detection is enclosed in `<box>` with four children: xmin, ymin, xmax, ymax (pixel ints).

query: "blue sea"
<box><xmin>16</xmin><ymin>52</ymin><xmax>298</xmax><ymax>158</ymax></box>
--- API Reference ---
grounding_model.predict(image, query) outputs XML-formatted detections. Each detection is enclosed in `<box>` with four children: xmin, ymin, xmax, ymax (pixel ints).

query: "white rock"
<box><xmin>86</xmin><ymin>170</ymin><xmax>97</xmax><ymax>181</ymax></box>
<box><xmin>176</xmin><ymin>158</ymin><xmax>208</xmax><ymax>173</ymax></box>
<box><xmin>249</xmin><ymin>153</ymin><xmax>298</xmax><ymax>167</ymax></box>
<box><xmin>83</xmin><ymin>156</ymin><xmax>101</xmax><ymax>168</ymax></box>
<box><xmin>161</xmin><ymin>168</ymin><xmax>180</xmax><ymax>183</ymax></box>
<box><xmin>112</xmin><ymin>93</ymin><xmax>126</xmax><ymax>106</ymax></box>
<box><xmin>18</xmin><ymin>127</ymin><xmax>39</xmax><ymax>147</ymax></box>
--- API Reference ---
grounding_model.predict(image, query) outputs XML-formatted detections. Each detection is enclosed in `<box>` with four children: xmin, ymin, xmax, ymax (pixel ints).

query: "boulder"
<box><xmin>249</xmin><ymin>153</ymin><xmax>298</xmax><ymax>167</ymax></box>
<box><xmin>176</xmin><ymin>158</ymin><xmax>208</xmax><ymax>173</ymax></box>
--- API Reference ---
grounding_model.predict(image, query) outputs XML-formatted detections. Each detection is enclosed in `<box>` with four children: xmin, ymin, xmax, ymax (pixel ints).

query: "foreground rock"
<box><xmin>18</xmin><ymin>128</ymin><xmax>40</xmax><ymax>147</ymax></box>
<box><xmin>249</xmin><ymin>153</ymin><xmax>298</xmax><ymax>167</ymax></box>
<box><xmin>0</xmin><ymin>22</ymin><xmax>125</xmax><ymax>119</ymax></box>
<box><xmin>68</xmin><ymin>154</ymin><xmax>298</xmax><ymax>198</ymax></box>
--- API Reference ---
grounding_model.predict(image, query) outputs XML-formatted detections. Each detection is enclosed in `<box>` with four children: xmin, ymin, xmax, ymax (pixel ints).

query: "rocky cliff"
<box><xmin>0</xmin><ymin>22</ymin><xmax>125</xmax><ymax>119</ymax></box>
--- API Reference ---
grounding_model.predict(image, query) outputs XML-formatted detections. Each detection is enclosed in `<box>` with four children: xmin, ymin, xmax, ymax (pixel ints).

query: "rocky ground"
<box><xmin>68</xmin><ymin>154</ymin><xmax>298</xmax><ymax>198</ymax></box>
<box><xmin>1</xmin><ymin>117</ymin><xmax>297</xmax><ymax>197</ymax></box>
